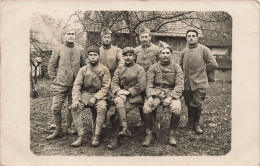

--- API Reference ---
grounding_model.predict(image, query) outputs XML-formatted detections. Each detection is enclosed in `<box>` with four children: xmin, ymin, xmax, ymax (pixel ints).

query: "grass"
<box><xmin>30</xmin><ymin>80</ymin><xmax>231</xmax><ymax>156</ymax></box>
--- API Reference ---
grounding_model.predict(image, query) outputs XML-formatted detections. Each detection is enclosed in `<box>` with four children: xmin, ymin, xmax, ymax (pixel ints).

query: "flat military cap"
<box><xmin>101</xmin><ymin>27</ymin><xmax>112</xmax><ymax>36</ymax></box>
<box><xmin>139</xmin><ymin>24</ymin><xmax>150</xmax><ymax>35</ymax></box>
<box><xmin>87</xmin><ymin>45</ymin><xmax>100</xmax><ymax>55</ymax></box>
<box><xmin>122</xmin><ymin>47</ymin><xmax>135</xmax><ymax>55</ymax></box>
<box><xmin>158</xmin><ymin>40</ymin><xmax>172</xmax><ymax>53</ymax></box>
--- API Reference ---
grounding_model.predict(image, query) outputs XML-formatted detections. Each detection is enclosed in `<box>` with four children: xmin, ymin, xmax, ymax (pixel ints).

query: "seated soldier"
<box><xmin>107</xmin><ymin>47</ymin><xmax>146</xmax><ymax>150</ymax></box>
<box><xmin>142</xmin><ymin>41</ymin><xmax>184</xmax><ymax>147</ymax></box>
<box><xmin>70</xmin><ymin>45</ymin><xmax>111</xmax><ymax>147</ymax></box>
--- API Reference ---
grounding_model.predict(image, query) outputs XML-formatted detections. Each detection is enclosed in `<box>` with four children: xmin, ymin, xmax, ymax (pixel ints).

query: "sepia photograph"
<box><xmin>1</xmin><ymin>1</ymin><xmax>259</xmax><ymax>166</ymax></box>
<box><xmin>30</xmin><ymin>10</ymin><xmax>232</xmax><ymax>156</ymax></box>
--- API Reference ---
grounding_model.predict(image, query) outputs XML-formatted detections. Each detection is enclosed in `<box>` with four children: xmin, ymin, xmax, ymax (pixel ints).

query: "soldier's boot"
<box><xmin>117</xmin><ymin>107</ymin><xmax>132</xmax><ymax>136</ymax></box>
<box><xmin>135</xmin><ymin>107</ymin><xmax>144</xmax><ymax>127</ymax></box>
<box><xmin>91</xmin><ymin>109</ymin><xmax>106</xmax><ymax>147</ymax></box>
<box><xmin>193</xmin><ymin>107</ymin><xmax>203</xmax><ymax>134</ymax></box>
<box><xmin>169</xmin><ymin>113</ymin><xmax>180</xmax><ymax>146</ymax></box>
<box><xmin>91</xmin><ymin>134</ymin><xmax>100</xmax><ymax>147</ymax></box>
<box><xmin>185</xmin><ymin>106</ymin><xmax>194</xmax><ymax>129</ymax></box>
<box><xmin>71</xmin><ymin>108</ymin><xmax>85</xmax><ymax>147</ymax></box>
<box><xmin>107</xmin><ymin>137</ymin><xmax>119</xmax><ymax>150</ymax></box>
<box><xmin>142</xmin><ymin>113</ymin><xmax>153</xmax><ymax>147</ymax></box>
<box><xmin>91</xmin><ymin>109</ymin><xmax>97</xmax><ymax>134</ymax></box>
<box><xmin>46</xmin><ymin>113</ymin><xmax>64</xmax><ymax>140</ymax></box>
<box><xmin>64</xmin><ymin>109</ymin><xmax>77</xmax><ymax>135</ymax></box>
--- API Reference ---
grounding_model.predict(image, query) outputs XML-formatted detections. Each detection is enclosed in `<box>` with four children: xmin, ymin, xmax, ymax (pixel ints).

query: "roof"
<box><xmin>86</xmin><ymin>21</ymin><xmax>203</xmax><ymax>37</ymax></box>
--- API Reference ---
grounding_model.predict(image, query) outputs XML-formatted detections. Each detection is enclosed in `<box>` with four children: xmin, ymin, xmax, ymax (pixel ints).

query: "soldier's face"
<box><xmin>186</xmin><ymin>32</ymin><xmax>198</xmax><ymax>45</ymax></box>
<box><xmin>88</xmin><ymin>52</ymin><xmax>100</xmax><ymax>64</ymax></box>
<box><xmin>101</xmin><ymin>35</ymin><xmax>112</xmax><ymax>45</ymax></box>
<box><xmin>159</xmin><ymin>48</ymin><xmax>171</xmax><ymax>62</ymax></box>
<box><xmin>123</xmin><ymin>53</ymin><xmax>135</xmax><ymax>65</ymax></box>
<box><xmin>139</xmin><ymin>33</ymin><xmax>151</xmax><ymax>46</ymax></box>
<box><xmin>64</xmin><ymin>30</ymin><xmax>76</xmax><ymax>43</ymax></box>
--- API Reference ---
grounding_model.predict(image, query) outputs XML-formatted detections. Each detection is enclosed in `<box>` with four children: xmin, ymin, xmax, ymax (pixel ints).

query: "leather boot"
<box><xmin>169</xmin><ymin>113</ymin><xmax>180</xmax><ymax>146</ymax></box>
<box><xmin>71</xmin><ymin>108</ymin><xmax>85</xmax><ymax>147</ymax></box>
<box><xmin>71</xmin><ymin>136</ymin><xmax>83</xmax><ymax>147</ymax></box>
<box><xmin>91</xmin><ymin>134</ymin><xmax>100</xmax><ymax>147</ymax></box>
<box><xmin>107</xmin><ymin>137</ymin><xmax>118</xmax><ymax>150</ymax></box>
<box><xmin>46</xmin><ymin>113</ymin><xmax>64</xmax><ymax>140</ymax></box>
<box><xmin>193</xmin><ymin>107</ymin><xmax>203</xmax><ymax>134</ymax></box>
<box><xmin>117</xmin><ymin>107</ymin><xmax>132</xmax><ymax>136</ymax></box>
<box><xmin>142</xmin><ymin>113</ymin><xmax>153</xmax><ymax>147</ymax></box>
<box><xmin>135</xmin><ymin>107</ymin><xmax>144</xmax><ymax>127</ymax></box>
<box><xmin>186</xmin><ymin>106</ymin><xmax>195</xmax><ymax>128</ymax></box>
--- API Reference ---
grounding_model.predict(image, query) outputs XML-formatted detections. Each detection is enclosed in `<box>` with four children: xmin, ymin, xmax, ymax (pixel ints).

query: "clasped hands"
<box><xmin>147</xmin><ymin>96</ymin><xmax>174</xmax><ymax>108</ymax></box>
<box><xmin>117</xmin><ymin>89</ymin><xmax>130</xmax><ymax>102</ymax></box>
<box><xmin>70</xmin><ymin>97</ymin><xmax>97</xmax><ymax>111</ymax></box>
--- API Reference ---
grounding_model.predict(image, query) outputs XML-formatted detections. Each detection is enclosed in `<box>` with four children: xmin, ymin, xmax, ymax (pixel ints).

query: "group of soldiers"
<box><xmin>45</xmin><ymin>24</ymin><xmax>218</xmax><ymax>150</ymax></box>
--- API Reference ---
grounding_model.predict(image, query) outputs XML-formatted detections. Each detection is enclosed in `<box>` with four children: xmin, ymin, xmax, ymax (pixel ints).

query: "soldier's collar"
<box><xmin>124</xmin><ymin>62</ymin><xmax>134</xmax><ymax>67</ymax></box>
<box><xmin>65</xmin><ymin>42</ymin><xmax>74</xmax><ymax>48</ymax></box>
<box><xmin>160</xmin><ymin>60</ymin><xmax>171</xmax><ymax>66</ymax></box>
<box><xmin>141</xmin><ymin>42</ymin><xmax>151</xmax><ymax>48</ymax></box>
<box><xmin>102</xmin><ymin>44</ymin><xmax>111</xmax><ymax>49</ymax></box>
<box><xmin>188</xmin><ymin>42</ymin><xmax>198</xmax><ymax>49</ymax></box>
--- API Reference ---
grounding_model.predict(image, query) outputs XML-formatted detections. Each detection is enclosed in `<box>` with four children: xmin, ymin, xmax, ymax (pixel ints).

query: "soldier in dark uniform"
<box><xmin>180</xmin><ymin>29</ymin><xmax>218</xmax><ymax>134</ymax></box>
<box><xmin>107</xmin><ymin>47</ymin><xmax>146</xmax><ymax>149</ymax></box>
<box><xmin>134</xmin><ymin>24</ymin><xmax>160</xmax><ymax>127</ymax></box>
<box><xmin>142</xmin><ymin>41</ymin><xmax>184</xmax><ymax>147</ymax></box>
<box><xmin>46</xmin><ymin>29</ymin><xmax>86</xmax><ymax>140</ymax></box>
<box><xmin>70</xmin><ymin>45</ymin><xmax>111</xmax><ymax>147</ymax></box>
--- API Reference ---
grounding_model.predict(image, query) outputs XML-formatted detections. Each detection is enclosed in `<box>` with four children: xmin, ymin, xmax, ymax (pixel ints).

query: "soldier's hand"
<box><xmin>118</xmin><ymin>90</ymin><xmax>130</xmax><ymax>96</ymax></box>
<box><xmin>147</xmin><ymin>96</ymin><xmax>154</xmax><ymax>107</ymax></box>
<box><xmin>89</xmin><ymin>97</ymin><xmax>97</xmax><ymax>107</ymax></box>
<box><xmin>163</xmin><ymin>96</ymin><xmax>173</xmax><ymax>107</ymax></box>
<box><xmin>71</xmin><ymin>101</ymin><xmax>80</xmax><ymax>111</ymax></box>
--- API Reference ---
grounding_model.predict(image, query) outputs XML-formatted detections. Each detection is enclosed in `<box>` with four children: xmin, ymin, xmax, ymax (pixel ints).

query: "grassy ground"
<box><xmin>30</xmin><ymin>81</ymin><xmax>231</xmax><ymax>156</ymax></box>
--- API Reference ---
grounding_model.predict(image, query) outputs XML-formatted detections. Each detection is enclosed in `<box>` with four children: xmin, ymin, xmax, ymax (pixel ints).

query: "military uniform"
<box><xmin>47</xmin><ymin>42</ymin><xmax>86</xmax><ymax>139</ymax></box>
<box><xmin>134</xmin><ymin>43</ymin><xmax>160</xmax><ymax>72</ymax></box>
<box><xmin>180</xmin><ymin>43</ymin><xmax>218</xmax><ymax>133</ymax></box>
<box><xmin>71</xmin><ymin>62</ymin><xmax>111</xmax><ymax>146</ymax></box>
<box><xmin>99</xmin><ymin>45</ymin><xmax>124</xmax><ymax>77</ymax></box>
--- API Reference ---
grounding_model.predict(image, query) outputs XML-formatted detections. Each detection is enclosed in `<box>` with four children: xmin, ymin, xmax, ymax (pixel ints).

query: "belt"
<box><xmin>154</xmin><ymin>83</ymin><xmax>173</xmax><ymax>89</ymax></box>
<box><xmin>82</xmin><ymin>87</ymin><xmax>99</xmax><ymax>93</ymax></box>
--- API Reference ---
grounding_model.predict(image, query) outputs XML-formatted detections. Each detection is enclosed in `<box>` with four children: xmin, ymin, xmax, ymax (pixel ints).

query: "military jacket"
<box><xmin>111</xmin><ymin>63</ymin><xmax>146</xmax><ymax>104</ymax></box>
<box><xmin>72</xmin><ymin>63</ymin><xmax>111</xmax><ymax>105</ymax></box>
<box><xmin>134</xmin><ymin>43</ymin><xmax>160</xmax><ymax>72</ymax></box>
<box><xmin>179</xmin><ymin>43</ymin><xmax>218</xmax><ymax>91</ymax></box>
<box><xmin>48</xmin><ymin>44</ymin><xmax>86</xmax><ymax>87</ymax></box>
<box><xmin>99</xmin><ymin>45</ymin><xmax>124</xmax><ymax>76</ymax></box>
<box><xmin>146</xmin><ymin>61</ymin><xmax>184</xmax><ymax>99</ymax></box>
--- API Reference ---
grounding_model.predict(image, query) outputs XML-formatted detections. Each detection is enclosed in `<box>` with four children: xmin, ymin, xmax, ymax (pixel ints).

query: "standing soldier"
<box><xmin>70</xmin><ymin>45</ymin><xmax>111</xmax><ymax>147</ymax></box>
<box><xmin>142</xmin><ymin>41</ymin><xmax>184</xmax><ymax>147</ymax></box>
<box><xmin>99</xmin><ymin>27</ymin><xmax>124</xmax><ymax>127</ymax></box>
<box><xmin>107</xmin><ymin>47</ymin><xmax>146</xmax><ymax>150</ymax></box>
<box><xmin>134</xmin><ymin>24</ymin><xmax>160</xmax><ymax>127</ymax></box>
<box><xmin>180</xmin><ymin>29</ymin><xmax>218</xmax><ymax>134</ymax></box>
<box><xmin>46</xmin><ymin>29</ymin><xmax>86</xmax><ymax>140</ymax></box>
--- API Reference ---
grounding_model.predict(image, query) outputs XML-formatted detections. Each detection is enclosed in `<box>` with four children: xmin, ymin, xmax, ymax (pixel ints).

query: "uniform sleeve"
<box><xmin>203</xmin><ymin>47</ymin><xmax>218</xmax><ymax>70</ymax></box>
<box><xmin>111</xmin><ymin>68</ymin><xmax>121</xmax><ymax>95</ymax></box>
<box><xmin>128</xmin><ymin>66</ymin><xmax>146</xmax><ymax>97</ymax></box>
<box><xmin>116</xmin><ymin>48</ymin><xmax>124</xmax><ymax>67</ymax></box>
<box><xmin>179</xmin><ymin>51</ymin><xmax>184</xmax><ymax>71</ymax></box>
<box><xmin>72</xmin><ymin>68</ymin><xmax>84</xmax><ymax>103</ymax></box>
<box><xmin>94</xmin><ymin>67</ymin><xmax>111</xmax><ymax>100</ymax></box>
<box><xmin>169</xmin><ymin>64</ymin><xmax>184</xmax><ymax>99</ymax></box>
<box><xmin>146</xmin><ymin>65</ymin><xmax>156</xmax><ymax>97</ymax></box>
<box><xmin>48</xmin><ymin>48</ymin><xmax>59</xmax><ymax>80</ymax></box>
<box><xmin>80</xmin><ymin>49</ymin><xmax>87</xmax><ymax>67</ymax></box>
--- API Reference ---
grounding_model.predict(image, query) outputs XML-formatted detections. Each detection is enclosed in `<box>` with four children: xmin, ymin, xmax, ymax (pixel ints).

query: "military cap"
<box><xmin>158</xmin><ymin>40</ymin><xmax>172</xmax><ymax>53</ymax></box>
<box><xmin>101</xmin><ymin>27</ymin><xmax>112</xmax><ymax>36</ymax></box>
<box><xmin>122</xmin><ymin>47</ymin><xmax>135</xmax><ymax>55</ymax></box>
<box><xmin>87</xmin><ymin>45</ymin><xmax>100</xmax><ymax>55</ymax></box>
<box><xmin>139</xmin><ymin>24</ymin><xmax>150</xmax><ymax>35</ymax></box>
